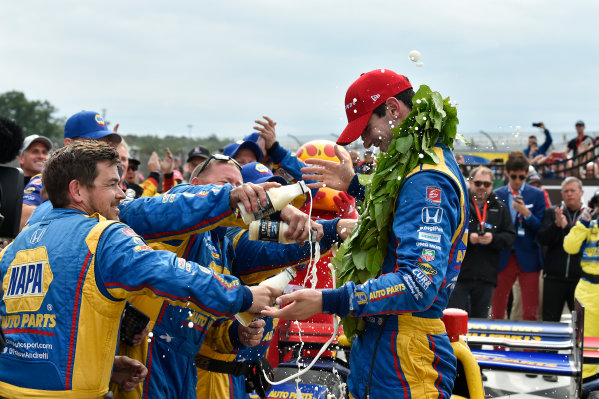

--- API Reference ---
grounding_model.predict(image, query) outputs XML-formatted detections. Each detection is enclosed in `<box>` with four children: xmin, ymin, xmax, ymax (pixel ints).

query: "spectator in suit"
<box><xmin>491</xmin><ymin>151</ymin><xmax>546</xmax><ymax>321</ymax></box>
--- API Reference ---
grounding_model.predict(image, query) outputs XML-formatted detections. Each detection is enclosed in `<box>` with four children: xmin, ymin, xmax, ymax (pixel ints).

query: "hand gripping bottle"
<box><xmin>235</xmin><ymin>267</ymin><xmax>297</xmax><ymax>326</ymax></box>
<box><xmin>248</xmin><ymin>220</ymin><xmax>317</xmax><ymax>244</ymax></box>
<box><xmin>237</xmin><ymin>181</ymin><xmax>309</xmax><ymax>224</ymax></box>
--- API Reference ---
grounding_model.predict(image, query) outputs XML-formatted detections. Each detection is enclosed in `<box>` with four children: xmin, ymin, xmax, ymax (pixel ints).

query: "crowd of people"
<box><xmin>0</xmin><ymin>68</ymin><xmax>598</xmax><ymax>398</ymax></box>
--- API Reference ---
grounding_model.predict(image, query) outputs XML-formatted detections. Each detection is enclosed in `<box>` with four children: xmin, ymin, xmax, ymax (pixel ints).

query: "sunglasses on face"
<box><xmin>195</xmin><ymin>154</ymin><xmax>242</xmax><ymax>178</ymax></box>
<box><xmin>128</xmin><ymin>165</ymin><xmax>138</xmax><ymax>171</ymax></box>
<box><xmin>509</xmin><ymin>174</ymin><xmax>527</xmax><ymax>181</ymax></box>
<box><xmin>473</xmin><ymin>181</ymin><xmax>492</xmax><ymax>188</ymax></box>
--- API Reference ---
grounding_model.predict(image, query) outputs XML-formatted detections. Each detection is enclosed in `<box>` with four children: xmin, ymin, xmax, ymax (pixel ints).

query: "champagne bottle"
<box><xmin>248</xmin><ymin>220</ymin><xmax>317</xmax><ymax>244</ymax></box>
<box><xmin>235</xmin><ymin>267</ymin><xmax>297</xmax><ymax>327</ymax></box>
<box><xmin>237</xmin><ymin>181</ymin><xmax>309</xmax><ymax>224</ymax></box>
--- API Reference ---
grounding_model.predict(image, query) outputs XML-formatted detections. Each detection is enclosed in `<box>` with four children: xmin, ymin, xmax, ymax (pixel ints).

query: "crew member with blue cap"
<box><xmin>223</xmin><ymin>133</ymin><xmax>264</xmax><ymax>166</ymax></box>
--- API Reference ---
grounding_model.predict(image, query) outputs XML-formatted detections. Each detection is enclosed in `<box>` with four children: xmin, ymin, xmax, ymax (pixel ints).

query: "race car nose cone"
<box><xmin>442</xmin><ymin>308</ymin><xmax>469</xmax><ymax>342</ymax></box>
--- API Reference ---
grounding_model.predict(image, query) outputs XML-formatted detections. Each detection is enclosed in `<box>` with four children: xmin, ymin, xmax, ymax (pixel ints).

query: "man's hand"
<box><xmin>238</xmin><ymin>319</ymin><xmax>266</xmax><ymax>347</ymax></box>
<box><xmin>230</xmin><ymin>182</ymin><xmax>281</xmax><ymax>214</ymax></box>
<box><xmin>539</xmin><ymin>122</ymin><xmax>546</xmax><ymax>130</ymax></box>
<box><xmin>160</xmin><ymin>148</ymin><xmax>174</xmax><ymax>175</ymax></box>
<box><xmin>113</xmin><ymin>123</ymin><xmax>120</xmax><ymax>133</ymax></box>
<box><xmin>478</xmin><ymin>232</ymin><xmax>493</xmax><ymax>245</ymax></box>
<box><xmin>248</xmin><ymin>285</ymin><xmax>282</xmax><ymax>316</ymax></box>
<box><xmin>254</xmin><ymin>116</ymin><xmax>277</xmax><ymax>152</ymax></box>
<box><xmin>336</xmin><ymin>219</ymin><xmax>358</xmax><ymax>241</ymax></box>
<box><xmin>147</xmin><ymin>152</ymin><xmax>160</xmax><ymax>173</ymax></box>
<box><xmin>469</xmin><ymin>232</ymin><xmax>480</xmax><ymax>244</ymax></box>
<box><xmin>301</xmin><ymin>145</ymin><xmax>355</xmax><ymax>192</ymax></box>
<box><xmin>130</xmin><ymin>322</ymin><xmax>150</xmax><ymax>347</ymax></box>
<box><xmin>261</xmin><ymin>289</ymin><xmax>322</xmax><ymax>321</ymax></box>
<box><xmin>555</xmin><ymin>206</ymin><xmax>568</xmax><ymax>229</ymax></box>
<box><xmin>111</xmin><ymin>356</ymin><xmax>147</xmax><ymax>392</ymax></box>
<box><xmin>581</xmin><ymin>207</ymin><xmax>593</xmax><ymax>222</ymax></box>
<box><xmin>512</xmin><ymin>197</ymin><xmax>530</xmax><ymax>217</ymax></box>
<box><xmin>332</xmin><ymin>191</ymin><xmax>358</xmax><ymax>219</ymax></box>
<box><xmin>279</xmin><ymin>205</ymin><xmax>323</xmax><ymax>243</ymax></box>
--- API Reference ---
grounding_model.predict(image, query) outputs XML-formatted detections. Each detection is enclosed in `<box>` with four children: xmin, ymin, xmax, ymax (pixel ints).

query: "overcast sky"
<box><xmin>1</xmin><ymin>1</ymin><xmax>598</xmax><ymax>146</ymax></box>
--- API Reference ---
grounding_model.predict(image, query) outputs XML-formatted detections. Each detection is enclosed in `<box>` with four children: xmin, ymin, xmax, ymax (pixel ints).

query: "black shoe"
<box><xmin>543</xmin><ymin>375</ymin><xmax>558</xmax><ymax>382</ymax></box>
<box><xmin>525</xmin><ymin>374</ymin><xmax>538</xmax><ymax>378</ymax></box>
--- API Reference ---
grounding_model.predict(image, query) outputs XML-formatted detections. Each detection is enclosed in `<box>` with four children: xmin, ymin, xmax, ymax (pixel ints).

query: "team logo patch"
<box><xmin>95</xmin><ymin>114</ymin><xmax>105</xmax><ymax>126</ymax></box>
<box><xmin>355</xmin><ymin>291</ymin><xmax>367</xmax><ymax>305</ymax></box>
<box><xmin>121</xmin><ymin>228</ymin><xmax>138</xmax><ymax>237</ymax></box>
<box><xmin>426</xmin><ymin>186</ymin><xmax>442</xmax><ymax>204</ymax></box>
<box><xmin>255</xmin><ymin>164</ymin><xmax>270</xmax><ymax>174</ymax></box>
<box><xmin>421</xmin><ymin>207</ymin><xmax>443</xmax><ymax>224</ymax></box>
<box><xmin>421</xmin><ymin>249</ymin><xmax>436</xmax><ymax>262</ymax></box>
<box><xmin>3</xmin><ymin>247</ymin><xmax>54</xmax><ymax>313</ymax></box>
<box><xmin>418</xmin><ymin>231</ymin><xmax>441</xmax><ymax>243</ymax></box>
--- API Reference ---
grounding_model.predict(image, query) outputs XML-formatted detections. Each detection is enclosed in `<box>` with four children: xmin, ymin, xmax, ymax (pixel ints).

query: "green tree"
<box><xmin>0</xmin><ymin>91</ymin><xmax>65</xmax><ymax>143</ymax></box>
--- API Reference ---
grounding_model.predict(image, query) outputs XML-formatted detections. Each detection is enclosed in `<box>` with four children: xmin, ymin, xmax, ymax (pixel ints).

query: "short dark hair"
<box><xmin>528</xmin><ymin>135</ymin><xmax>537</xmax><ymax>140</ymax></box>
<box><xmin>43</xmin><ymin>141</ymin><xmax>119</xmax><ymax>208</ymax></box>
<box><xmin>372</xmin><ymin>88</ymin><xmax>415</xmax><ymax>118</ymax></box>
<box><xmin>505</xmin><ymin>150</ymin><xmax>529</xmax><ymax>172</ymax></box>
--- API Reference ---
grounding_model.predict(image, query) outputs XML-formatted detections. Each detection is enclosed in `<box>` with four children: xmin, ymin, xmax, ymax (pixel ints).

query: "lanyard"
<box><xmin>474</xmin><ymin>201</ymin><xmax>488</xmax><ymax>229</ymax></box>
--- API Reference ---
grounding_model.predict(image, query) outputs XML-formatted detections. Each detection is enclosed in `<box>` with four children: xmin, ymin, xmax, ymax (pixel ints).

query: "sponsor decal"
<box><xmin>132</xmin><ymin>237</ymin><xmax>145</xmax><ymax>245</ymax></box>
<box><xmin>95</xmin><ymin>114</ymin><xmax>105</xmax><ymax>126</ymax></box>
<box><xmin>418</xmin><ymin>231</ymin><xmax>441</xmax><ymax>243</ymax></box>
<box><xmin>183</xmin><ymin>193</ymin><xmax>195</xmax><ymax>198</ymax></box>
<box><xmin>185</xmin><ymin>262</ymin><xmax>192</xmax><ymax>272</ymax></box>
<box><xmin>371</xmin><ymin>94</ymin><xmax>380</xmax><ymax>102</ymax></box>
<box><xmin>168</xmin><ymin>194</ymin><xmax>176</xmax><ymax>203</ymax></box>
<box><xmin>421</xmin><ymin>206</ymin><xmax>443</xmax><ymax>224</ymax></box>
<box><xmin>2</xmin><ymin>313</ymin><xmax>56</xmax><ymax>329</ymax></box>
<box><xmin>198</xmin><ymin>265</ymin><xmax>212</xmax><ymax>275</ymax></box>
<box><xmin>255</xmin><ymin>164</ymin><xmax>270</xmax><ymax>174</ymax></box>
<box><xmin>416</xmin><ymin>242</ymin><xmax>442</xmax><ymax>250</ymax></box>
<box><xmin>24</xmin><ymin>186</ymin><xmax>35</xmax><ymax>194</ymax></box>
<box><xmin>404</xmin><ymin>275</ymin><xmax>423</xmax><ymax>301</ymax></box>
<box><xmin>411</xmin><ymin>268</ymin><xmax>431</xmax><ymax>290</ymax></box>
<box><xmin>177</xmin><ymin>258</ymin><xmax>186</xmax><ymax>270</ymax></box>
<box><xmin>121</xmin><ymin>228</ymin><xmax>138</xmax><ymax>237</ymax></box>
<box><xmin>421</xmin><ymin>249</ymin><xmax>436</xmax><ymax>262</ymax></box>
<box><xmin>3</xmin><ymin>247</ymin><xmax>53</xmax><ymax>313</ymax></box>
<box><xmin>134</xmin><ymin>245</ymin><xmax>152</xmax><ymax>251</ymax></box>
<box><xmin>426</xmin><ymin>186</ymin><xmax>442</xmax><ymax>204</ymax></box>
<box><xmin>29</xmin><ymin>228</ymin><xmax>46</xmax><ymax>245</ymax></box>
<box><xmin>418</xmin><ymin>225</ymin><xmax>443</xmax><ymax>233</ymax></box>
<box><xmin>355</xmin><ymin>291</ymin><xmax>367</xmax><ymax>305</ymax></box>
<box><xmin>368</xmin><ymin>284</ymin><xmax>405</xmax><ymax>301</ymax></box>
<box><xmin>213</xmin><ymin>273</ymin><xmax>239</xmax><ymax>289</ymax></box>
<box><xmin>417</xmin><ymin>261</ymin><xmax>437</xmax><ymax>275</ymax></box>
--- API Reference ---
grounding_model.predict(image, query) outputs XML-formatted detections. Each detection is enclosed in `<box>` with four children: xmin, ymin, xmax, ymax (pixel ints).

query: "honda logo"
<box><xmin>421</xmin><ymin>207</ymin><xmax>443</xmax><ymax>224</ymax></box>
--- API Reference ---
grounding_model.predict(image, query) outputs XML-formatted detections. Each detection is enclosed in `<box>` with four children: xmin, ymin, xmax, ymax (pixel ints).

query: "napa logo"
<box><xmin>95</xmin><ymin>114</ymin><xmax>105</xmax><ymax>126</ymax></box>
<box><xmin>255</xmin><ymin>163</ymin><xmax>270</xmax><ymax>175</ymax></box>
<box><xmin>355</xmin><ymin>291</ymin><xmax>367</xmax><ymax>305</ymax></box>
<box><xmin>2</xmin><ymin>247</ymin><xmax>53</xmax><ymax>313</ymax></box>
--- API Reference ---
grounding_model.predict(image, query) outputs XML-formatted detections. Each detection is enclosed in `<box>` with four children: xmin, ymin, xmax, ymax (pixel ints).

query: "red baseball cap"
<box><xmin>337</xmin><ymin>69</ymin><xmax>412</xmax><ymax>146</ymax></box>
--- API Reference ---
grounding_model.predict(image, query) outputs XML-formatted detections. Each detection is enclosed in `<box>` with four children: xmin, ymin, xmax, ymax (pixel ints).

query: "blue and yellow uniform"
<box><xmin>113</xmin><ymin>183</ymin><xmax>248</xmax><ymax>399</ymax></box>
<box><xmin>22</xmin><ymin>174</ymin><xmax>43</xmax><ymax>206</ymax></box>
<box><xmin>196</xmin><ymin>220</ymin><xmax>341</xmax><ymax>399</ymax></box>
<box><xmin>321</xmin><ymin>144</ymin><xmax>468</xmax><ymax>399</ymax></box>
<box><xmin>0</xmin><ymin>208</ymin><xmax>252</xmax><ymax>399</ymax></box>
<box><xmin>563</xmin><ymin>217</ymin><xmax>599</xmax><ymax>379</ymax></box>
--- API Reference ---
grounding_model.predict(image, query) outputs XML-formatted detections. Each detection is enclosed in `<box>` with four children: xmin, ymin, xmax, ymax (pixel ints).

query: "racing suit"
<box><xmin>0</xmin><ymin>208</ymin><xmax>251</xmax><ymax>398</ymax></box>
<box><xmin>563</xmin><ymin>218</ymin><xmax>599</xmax><ymax>378</ymax></box>
<box><xmin>195</xmin><ymin>221</ymin><xmax>340</xmax><ymax>399</ymax></box>
<box><xmin>321</xmin><ymin>144</ymin><xmax>468</xmax><ymax>398</ymax></box>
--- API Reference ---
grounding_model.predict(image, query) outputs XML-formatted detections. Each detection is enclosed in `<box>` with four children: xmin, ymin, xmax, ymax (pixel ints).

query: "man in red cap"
<box><xmin>266</xmin><ymin>69</ymin><xmax>468</xmax><ymax>399</ymax></box>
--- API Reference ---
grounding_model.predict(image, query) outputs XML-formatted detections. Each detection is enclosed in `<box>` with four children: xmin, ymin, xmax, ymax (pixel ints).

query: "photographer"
<box><xmin>524</xmin><ymin>122</ymin><xmax>552</xmax><ymax>159</ymax></box>
<box><xmin>563</xmin><ymin>189</ymin><xmax>599</xmax><ymax>379</ymax></box>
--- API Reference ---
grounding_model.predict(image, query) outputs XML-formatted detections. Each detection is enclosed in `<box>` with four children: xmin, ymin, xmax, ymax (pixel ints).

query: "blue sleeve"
<box><xmin>523</xmin><ymin>189</ymin><xmax>546</xmax><ymax>233</ymax></box>
<box><xmin>347</xmin><ymin>174</ymin><xmax>365</xmax><ymax>203</ymax></box>
<box><xmin>22</xmin><ymin>175</ymin><xmax>43</xmax><ymax>206</ymax></box>
<box><xmin>95</xmin><ymin>223</ymin><xmax>252</xmax><ymax>318</ymax></box>
<box><xmin>226</xmin><ymin>218</ymin><xmax>340</xmax><ymax>285</ymax></box>
<box><xmin>323</xmin><ymin>171</ymin><xmax>463</xmax><ymax>317</ymax></box>
<box><xmin>270</xmin><ymin>144</ymin><xmax>319</xmax><ymax>198</ymax></box>
<box><xmin>118</xmin><ymin>183</ymin><xmax>241</xmax><ymax>241</ymax></box>
<box><xmin>539</xmin><ymin>129</ymin><xmax>553</xmax><ymax>155</ymax></box>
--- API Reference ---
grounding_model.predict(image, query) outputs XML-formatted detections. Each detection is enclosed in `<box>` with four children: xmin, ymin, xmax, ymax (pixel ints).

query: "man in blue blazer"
<box><xmin>491</xmin><ymin>151</ymin><xmax>546</xmax><ymax>321</ymax></box>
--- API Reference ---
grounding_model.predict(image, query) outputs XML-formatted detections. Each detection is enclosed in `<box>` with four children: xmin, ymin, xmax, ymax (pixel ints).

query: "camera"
<box><xmin>588</xmin><ymin>190</ymin><xmax>599</xmax><ymax>209</ymax></box>
<box><xmin>532</xmin><ymin>122</ymin><xmax>542</xmax><ymax>128</ymax></box>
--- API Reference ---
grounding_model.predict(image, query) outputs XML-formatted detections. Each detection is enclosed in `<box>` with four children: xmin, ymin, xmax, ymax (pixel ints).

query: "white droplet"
<box><xmin>415</xmin><ymin>127</ymin><xmax>419</xmax><ymax>131</ymax></box>
<box><xmin>408</xmin><ymin>50</ymin><xmax>421</xmax><ymax>62</ymax></box>
<box><xmin>148</xmin><ymin>332</ymin><xmax>154</xmax><ymax>338</ymax></box>
<box><xmin>416</xmin><ymin>99</ymin><xmax>421</xmax><ymax>104</ymax></box>
<box><xmin>322</xmin><ymin>183</ymin><xmax>326</xmax><ymax>187</ymax></box>
<box><xmin>353</xmin><ymin>109</ymin><xmax>357</xmax><ymax>113</ymax></box>
<box><xmin>397</xmin><ymin>176</ymin><xmax>402</xmax><ymax>180</ymax></box>
<box><xmin>353</xmin><ymin>98</ymin><xmax>357</xmax><ymax>103</ymax></box>
<box><xmin>416</xmin><ymin>62</ymin><xmax>424</xmax><ymax>67</ymax></box>
<box><xmin>419</xmin><ymin>153</ymin><xmax>424</xmax><ymax>158</ymax></box>
<box><xmin>423</xmin><ymin>116</ymin><xmax>427</xmax><ymax>120</ymax></box>
<box><xmin>147</xmin><ymin>338</ymin><xmax>152</xmax><ymax>343</ymax></box>
<box><xmin>188</xmin><ymin>322</ymin><xmax>194</xmax><ymax>328</ymax></box>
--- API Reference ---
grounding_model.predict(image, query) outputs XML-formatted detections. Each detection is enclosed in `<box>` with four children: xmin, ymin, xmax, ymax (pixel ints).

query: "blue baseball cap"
<box><xmin>241</xmin><ymin>162</ymin><xmax>287</xmax><ymax>185</ymax></box>
<box><xmin>223</xmin><ymin>133</ymin><xmax>263</xmax><ymax>161</ymax></box>
<box><xmin>64</xmin><ymin>111</ymin><xmax>121</xmax><ymax>143</ymax></box>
